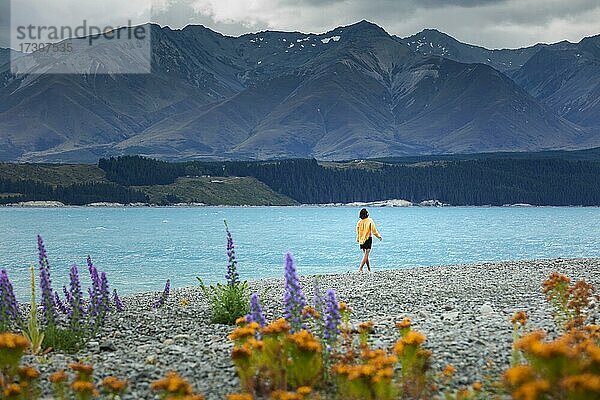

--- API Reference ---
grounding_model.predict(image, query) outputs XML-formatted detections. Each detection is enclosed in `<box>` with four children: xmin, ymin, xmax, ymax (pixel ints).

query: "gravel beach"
<box><xmin>23</xmin><ymin>258</ymin><xmax>600</xmax><ymax>399</ymax></box>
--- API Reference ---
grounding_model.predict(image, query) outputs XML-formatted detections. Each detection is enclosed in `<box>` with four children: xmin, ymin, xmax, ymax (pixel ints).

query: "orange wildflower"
<box><xmin>512</xmin><ymin>379</ymin><xmax>550</xmax><ymax>400</ymax></box>
<box><xmin>504</xmin><ymin>365</ymin><xmax>536</xmax><ymax>386</ymax></box>
<box><xmin>296</xmin><ymin>386</ymin><xmax>312</xmax><ymax>395</ymax></box>
<box><xmin>287</xmin><ymin>330</ymin><xmax>322</xmax><ymax>353</ymax></box>
<box><xmin>151</xmin><ymin>371</ymin><xmax>193</xmax><ymax>394</ymax></box>
<box><xmin>395</xmin><ymin>317</ymin><xmax>412</xmax><ymax>330</ymax></box>
<box><xmin>70</xmin><ymin>380</ymin><xmax>97</xmax><ymax>394</ymax></box>
<box><xmin>68</xmin><ymin>362</ymin><xmax>94</xmax><ymax>375</ymax></box>
<box><xmin>102</xmin><ymin>376</ymin><xmax>128</xmax><ymax>392</ymax></box>
<box><xmin>442</xmin><ymin>364</ymin><xmax>456</xmax><ymax>377</ymax></box>
<box><xmin>358</xmin><ymin>320</ymin><xmax>374</xmax><ymax>334</ymax></box>
<box><xmin>3</xmin><ymin>383</ymin><xmax>22</xmax><ymax>397</ymax></box>
<box><xmin>17</xmin><ymin>366</ymin><xmax>40</xmax><ymax>380</ymax></box>
<box><xmin>227</xmin><ymin>394</ymin><xmax>253</xmax><ymax>400</ymax></box>
<box><xmin>511</xmin><ymin>311</ymin><xmax>528</xmax><ymax>326</ymax></box>
<box><xmin>228</xmin><ymin>322</ymin><xmax>260</xmax><ymax>341</ymax></box>
<box><xmin>0</xmin><ymin>332</ymin><xmax>29</xmax><ymax>350</ymax></box>
<box><xmin>49</xmin><ymin>370</ymin><xmax>68</xmax><ymax>383</ymax></box>
<box><xmin>561</xmin><ymin>373</ymin><xmax>600</xmax><ymax>392</ymax></box>
<box><xmin>261</xmin><ymin>318</ymin><xmax>291</xmax><ymax>335</ymax></box>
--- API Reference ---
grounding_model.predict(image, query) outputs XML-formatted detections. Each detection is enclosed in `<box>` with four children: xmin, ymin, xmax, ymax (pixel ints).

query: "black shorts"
<box><xmin>360</xmin><ymin>237</ymin><xmax>372</xmax><ymax>250</ymax></box>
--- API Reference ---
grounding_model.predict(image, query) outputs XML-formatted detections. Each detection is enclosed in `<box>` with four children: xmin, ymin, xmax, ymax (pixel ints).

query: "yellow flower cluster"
<box><xmin>0</xmin><ymin>333</ymin><xmax>29</xmax><ymax>350</ymax></box>
<box><xmin>334</xmin><ymin>347</ymin><xmax>397</xmax><ymax>384</ymax></box>
<box><xmin>287</xmin><ymin>330</ymin><xmax>322</xmax><ymax>353</ymax></box>
<box><xmin>301</xmin><ymin>306</ymin><xmax>320</xmax><ymax>319</ymax></box>
<box><xmin>442</xmin><ymin>364</ymin><xmax>456</xmax><ymax>378</ymax></box>
<box><xmin>393</xmin><ymin>330</ymin><xmax>426</xmax><ymax>355</ymax></box>
<box><xmin>338</xmin><ymin>302</ymin><xmax>349</xmax><ymax>313</ymax></box>
<box><xmin>507</xmin><ymin>323</ymin><xmax>600</xmax><ymax>399</ymax></box>
<box><xmin>3</xmin><ymin>383</ymin><xmax>22</xmax><ymax>397</ymax></box>
<box><xmin>395</xmin><ymin>317</ymin><xmax>412</xmax><ymax>330</ymax></box>
<box><xmin>514</xmin><ymin>329</ymin><xmax>597</xmax><ymax>360</ymax></box>
<box><xmin>542</xmin><ymin>272</ymin><xmax>570</xmax><ymax>295</ymax></box>
<box><xmin>68</xmin><ymin>362</ymin><xmax>99</xmax><ymax>398</ymax></box>
<box><xmin>70</xmin><ymin>380</ymin><xmax>97</xmax><ymax>395</ymax></box>
<box><xmin>358</xmin><ymin>320</ymin><xmax>374</xmax><ymax>334</ymax></box>
<box><xmin>228</xmin><ymin>322</ymin><xmax>260</xmax><ymax>341</ymax></box>
<box><xmin>227</xmin><ymin>393</ymin><xmax>254</xmax><ymax>400</ymax></box>
<box><xmin>511</xmin><ymin>311</ymin><xmax>528</xmax><ymax>326</ymax></box>
<box><xmin>68</xmin><ymin>362</ymin><xmax>94</xmax><ymax>375</ymax></box>
<box><xmin>179</xmin><ymin>298</ymin><xmax>191</xmax><ymax>307</ymax></box>
<box><xmin>102</xmin><ymin>376</ymin><xmax>128</xmax><ymax>393</ymax></box>
<box><xmin>49</xmin><ymin>369</ymin><xmax>68</xmax><ymax>383</ymax></box>
<box><xmin>17</xmin><ymin>366</ymin><xmax>40</xmax><ymax>380</ymax></box>
<box><xmin>151</xmin><ymin>371</ymin><xmax>201</xmax><ymax>396</ymax></box>
<box><xmin>261</xmin><ymin>318</ymin><xmax>291</xmax><ymax>336</ymax></box>
<box><xmin>271</xmin><ymin>386</ymin><xmax>312</xmax><ymax>400</ymax></box>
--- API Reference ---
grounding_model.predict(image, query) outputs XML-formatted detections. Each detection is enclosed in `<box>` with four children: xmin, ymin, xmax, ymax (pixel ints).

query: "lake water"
<box><xmin>1</xmin><ymin>206</ymin><xmax>599</xmax><ymax>300</ymax></box>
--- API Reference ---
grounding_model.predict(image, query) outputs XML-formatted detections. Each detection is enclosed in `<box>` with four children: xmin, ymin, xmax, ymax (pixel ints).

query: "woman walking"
<box><xmin>356</xmin><ymin>208</ymin><xmax>382</xmax><ymax>272</ymax></box>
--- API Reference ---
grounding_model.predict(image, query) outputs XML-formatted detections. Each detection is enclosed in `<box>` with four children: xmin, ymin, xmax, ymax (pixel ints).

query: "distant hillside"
<box><xmin>1</xmin><ymin>21</ymin><xmax>598</xmax><ymax>162</ymax></box>
<box><xmin>0</xmin><ymin>162</ymin><xmax>295</xmax><ymax>206</ymax></box>
<box><xmin>4</xmin><ymin>151</ymin><xmax>599</xmax><ymax>206</ymax></box>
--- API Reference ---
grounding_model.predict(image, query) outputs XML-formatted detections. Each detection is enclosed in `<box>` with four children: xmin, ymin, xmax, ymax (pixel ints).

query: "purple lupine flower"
<box><xmin>63</xmin><ymin>285</ymin><xmax>73</xmax><ymax>306</ymax></box>
<box><xmin>323</xmin><ymin>289</ymin><xmax>341</xmax><ymax>347</ymax></box>
<box><xmin>113</xmin><ymin>289</ymin><xmax>124</xmax><ymax>312</ymax></box>
<box><xmin>99</xmin><ymin>272</ymin><xmax>110</xmax><ymax>315</ymax></box>
<box><xmin>312</xmin><ymin>280</ymin><xmax>326</xmax><ymax>338</ymax></box>
<box><xmin>37</xmin><ymin>234</ymin><xmax>48</xmax><ymax>268</ymax></box>
<box><xmin>313</xmin><ymin>281</ymin><xmax>326</xmax><ymax>317</ymax></box>
<box><xmin>68</xmin><ymin>264</ymin><xmax>85</xmax><ymax>332</ymax></box>
<box><xmin>283</xmin><ymin>252</ymin><xmax>306</xmax><ymax>333</ymax></box>
<box><xmin>248</xmin><ymin>293</ymin><xmax>266</xmax><ymax>327</ymax></box>
<box><xmin>154</xmin><ymin>279</ymin><xmax>170</xmax><ymax>309</ymax></box>
<box><xmin>0</xmin><ymin>269</ymin><xmax>21</xmax><ymax>329</ymax></box>
<box><xmin>37</xmin><ymin>235</ymin><xmax>56</xmax><ymax>326</ymax></box>
<box><xmin>54</xmin><ymin>292</ymin><xmax>68</xmax><ymax>315</ymax></box>
<box><xmin>224</xmin><ymin>220</ymin><xmax>240</xmax><ymax>286</ymax></box>
<box><xmin>87</xmin><ymin>256</ymin><xmax>101</xmax><ymax>317</ymax></box>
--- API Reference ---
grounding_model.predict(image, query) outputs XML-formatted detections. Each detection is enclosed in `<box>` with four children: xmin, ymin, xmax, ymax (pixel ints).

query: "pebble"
<box><xmin>479</xmin><ymin>303</ymin><xmax>494</xmax><ymax>315</ymax></box>
<box><xmin>22</xmin><ymin>258</ymin><xmax>600</xmax><ymax>400</ymax></box>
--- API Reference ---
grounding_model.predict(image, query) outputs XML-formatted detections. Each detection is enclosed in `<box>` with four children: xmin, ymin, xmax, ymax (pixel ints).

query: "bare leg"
<box><xmin>359</xmin><ymin>249</ymin><xmax>370</xmax><ymax>272</ymax></box>
<box><xmin>365</xmin><ymin>249</ymin><xmax>371</xmax><ymax>272</ymax></box>
<box><xmin>358</xmin><ymin>249</ymin><xmax>367</xmax><ymax>272</ymax></box>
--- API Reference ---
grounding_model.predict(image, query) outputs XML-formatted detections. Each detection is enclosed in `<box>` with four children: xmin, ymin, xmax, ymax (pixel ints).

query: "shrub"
<box><xmin>198</xmin><ymin>221</ymin><xmax>250</xmax><ymax>325</ymax></box>
<box><xmin>199</xmin><ymin>281</ymin><xmax>250</xmax><ymax>325</ymax></box>
<box><xmin>505</xmin><ymin>273</ymin><xmax>600</xmax><ymax>400</ymax></box>
<box><xmin>42</xmin><ymin>325</ymin><xmax>84</xmax><ymax>354</ymax></box>
<box><xmin>2</xmin><ymin>236</ymin><xmax>124</xmax><ymax>354</ymax></box>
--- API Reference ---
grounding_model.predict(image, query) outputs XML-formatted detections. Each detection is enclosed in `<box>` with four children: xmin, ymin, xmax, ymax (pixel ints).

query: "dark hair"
<box><xmin>359</xmin><ymin>208</ymin><xmax>369</xmax><ymax>219</ymax></box>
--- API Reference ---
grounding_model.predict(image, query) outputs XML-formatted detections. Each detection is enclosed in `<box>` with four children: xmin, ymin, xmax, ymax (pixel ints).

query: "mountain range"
<box><xmin>0</xmin><ymin>21</ymin><xmax>598</xmax><ymax>162</ymax></box>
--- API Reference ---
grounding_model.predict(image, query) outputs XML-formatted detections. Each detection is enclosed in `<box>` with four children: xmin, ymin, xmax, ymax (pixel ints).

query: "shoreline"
<box><xmin>22</xmin><ymin>258</ymin><xmax>600</xmax><ymax>399</ymax></box>
<box><xmin>2</xmin><ymin>202</ymin><xmax>600</xmax><ymax>208</ymax></box>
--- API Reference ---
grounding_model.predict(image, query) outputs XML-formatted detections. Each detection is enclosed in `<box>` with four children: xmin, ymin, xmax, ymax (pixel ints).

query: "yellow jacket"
<box><xmin>356</xmin><ymin>217</ymin><xmax>382</xmax><ymax>245</ymax></box>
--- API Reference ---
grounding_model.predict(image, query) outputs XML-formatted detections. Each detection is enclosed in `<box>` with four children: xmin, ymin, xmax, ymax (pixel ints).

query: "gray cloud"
<box><xmin>1</xmin><ymin>0</ymin><xmax>599</xmax><ymax>49</ymax></box>
<box><xmin>0</xmin><ymin>0</ymin><xmax>9</xmax><ymax>47</ymax></box>
<box><xmin>174</xmin><ymin>0</ymin><xmax>600</xmax><ymax>48</ymax></box>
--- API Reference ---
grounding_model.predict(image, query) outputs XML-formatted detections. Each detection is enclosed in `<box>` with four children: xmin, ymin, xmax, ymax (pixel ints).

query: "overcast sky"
<box><xmin>2</xmin><ymin>0</ymin><xmax>599</xmax><ymax>49</ymax></box>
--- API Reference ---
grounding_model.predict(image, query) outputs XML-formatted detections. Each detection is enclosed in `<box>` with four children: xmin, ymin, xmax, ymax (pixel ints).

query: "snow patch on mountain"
<box><xmin>321</xmin><ymin>36</ymin><xmax>341</xmax><ymax>44</ymax></box>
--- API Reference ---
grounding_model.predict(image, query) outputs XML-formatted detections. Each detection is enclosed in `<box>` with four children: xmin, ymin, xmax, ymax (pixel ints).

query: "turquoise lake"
<box><xmin>1</xmin><ymin>206</ymin><xmax>599</xmax><ymax>299</ymax></box>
